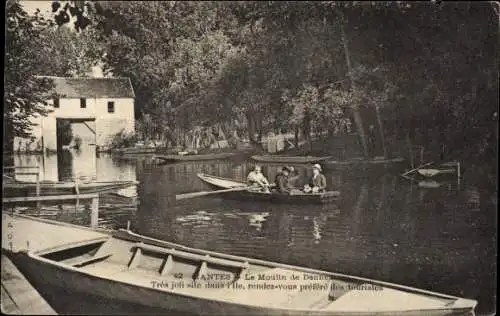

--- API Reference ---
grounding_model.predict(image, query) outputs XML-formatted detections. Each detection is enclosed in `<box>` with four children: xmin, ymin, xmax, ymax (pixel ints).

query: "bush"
<box><xmin>110</xmin><ymin>129</ymin><xmax>137</xmax><ymax>149</ymax></box>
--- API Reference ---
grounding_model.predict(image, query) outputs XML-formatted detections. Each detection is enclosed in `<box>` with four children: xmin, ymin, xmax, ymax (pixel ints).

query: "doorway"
<box><xmin>56</xmin><ymin>118</ymin><xmax>97</xmax><ymax>181</ymax></box>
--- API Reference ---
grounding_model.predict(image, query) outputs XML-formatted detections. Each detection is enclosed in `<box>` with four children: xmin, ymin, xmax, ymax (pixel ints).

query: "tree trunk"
<box><xmin>294</xmin><ymin>126</ymin><xmax>299</xmax><ymax>148</ymax></box>
<box><xmin>246</xmin><ymin>112</ymin><xmax>263</xmax><ymax>151</ymax></box>
<box><xmin>375</xmin><ymin>104</ymin><xmax>387</xmax><ymax>157</ymax></box>
<box><xmin>339</xmin><ymin>14</ymin><xmax>369</xmax><ymax>157</ymax></box>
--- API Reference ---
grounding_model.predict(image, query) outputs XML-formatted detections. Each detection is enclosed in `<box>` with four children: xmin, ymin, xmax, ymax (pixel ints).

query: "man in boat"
<box><xmin>287</xmin><ymin>166</ymin><xmax>300</xmax><ymax>186</ymax></box>
<box><xmin>247</xmin><ymin>165</ymin><xmax>270</xmax><ymax>192</ymax></box>
<box><xmin>274</xmin><ymin>166</ymin><xmax>293</xmax><ymax>194</ymax></box>
<box><xmin>304</xmin><ymin>164</ymin><xmax>326</xmax><ymax>193</ymax></box>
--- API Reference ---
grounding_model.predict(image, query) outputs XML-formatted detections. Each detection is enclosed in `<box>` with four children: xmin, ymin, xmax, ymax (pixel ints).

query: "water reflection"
<box><xmin>7</xmin><ymin>154</ymin><xmax>496</xmax><ymax>315</ymax></box>
<box><xmin>13</xmin><ymin>147</ymin><xmax>137</xmax><ymax>184</ymax></box>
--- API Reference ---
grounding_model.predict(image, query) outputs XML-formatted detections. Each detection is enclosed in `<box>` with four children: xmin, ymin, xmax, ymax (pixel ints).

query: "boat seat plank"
<box><xmin>195</xmin><ymin>261</ymin><xmax>208</xmax><ymax>280</ymax></box>
<box><xmin>80</xmin><ymin>261</ymin><xmax>129</xmax><ymax>276</ymax></box>
<box><xmin>160</xmin><ymin>255</ymin><xmax>174</xmax><ymax>276</ymax></box>
<box><xmin>328</xmin><ymin>279</ymin><xmax>355</xmax><ymax>301</ymax></box>
<box><xmin>282</xmin><ymin>279</ymin><xmax>333</xmax><ymax>309</ymax></box>
<box><xmin>93</xmin><ymin>240</ymin><xmax>113</xmax><ymax>257</ymax></box>
<box><xmin>232</xmin><ymin>268</ymin><xmax>302</xmax><ymax>307</ymax></box>
<box><xmin>64</xmin><ymin>253</ymin><xmax>113</xmax><ymax>267</ymax></box>
<box><xmin>128</xmin><ymin>247</ymin><xmax>142</xmax><ymax>269</ymax></box>
<box><xmin>324</xmin><ymin>284</ymin><xmax>447</xmax><ymax>311</ymax></box>
<box><xmin>134</xmin><ymin>243</ymin><xmax>248</xmax><ymax>270</ymax></box>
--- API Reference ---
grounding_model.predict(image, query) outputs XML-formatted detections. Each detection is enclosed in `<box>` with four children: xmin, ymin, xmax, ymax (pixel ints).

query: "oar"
<box><xmin>176</xmin><ymin>186</ymin><xmax>252</xmax><ymax>201</ymax></box>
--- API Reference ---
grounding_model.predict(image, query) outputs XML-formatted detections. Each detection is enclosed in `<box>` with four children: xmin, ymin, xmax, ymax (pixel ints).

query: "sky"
<box><xmin>21</xmin><ymin>1</ymin><xmax>55</xmax><ymax>16</ymax></box>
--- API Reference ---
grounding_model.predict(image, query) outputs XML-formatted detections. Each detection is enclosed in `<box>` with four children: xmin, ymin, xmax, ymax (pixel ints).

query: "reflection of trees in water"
<box><xmin>374</xmin><ymin>174</ymin><xmax>390</xmax><ymax>225</ymax></box>
<box><xmin>351</xmin><ymin>182</ymin><xmax>369</xmax><ymax>234</ymax></box>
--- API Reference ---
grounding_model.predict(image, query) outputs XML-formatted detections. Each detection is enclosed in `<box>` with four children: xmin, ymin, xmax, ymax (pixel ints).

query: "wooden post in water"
<box><xmin>406</xmin><ymin>133</ymin><xmax>414</xmax><ymax>169</ymax></box>
<box><xmin>90</xmin><ymin>196</ymin><xmax>99</xmax><ymax>228</ymax></box>
<box><xmin>74</xmin><ymin>176</ymin><xmax>80</xmax><ymax>195</ymax></box>
<box><xmin>35</xmin><ymin>170</ymin><xmax>41</xmax><ymax>212</ymax></box>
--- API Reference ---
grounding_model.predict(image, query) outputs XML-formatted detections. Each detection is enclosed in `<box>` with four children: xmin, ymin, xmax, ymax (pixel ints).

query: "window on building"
<box><xmin>53</xmin><ymin>98</ymin><xmax>59</xmax><ymax>108</ymax></box>
<box><xmin>107</xmin><ymin>101</ymin><xmax>115</xmax><ymax>113</ymax></box>
<box><xmin>80</xmin><ymin>98</ymin><xmax>86</xmax><ymax>108</ymax></box>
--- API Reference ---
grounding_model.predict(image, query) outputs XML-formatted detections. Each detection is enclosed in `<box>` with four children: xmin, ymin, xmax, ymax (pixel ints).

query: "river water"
<box><xmin>5</xmin><ymin>148</ymin><xmax>497</xmax><ymax>315</ymax></box>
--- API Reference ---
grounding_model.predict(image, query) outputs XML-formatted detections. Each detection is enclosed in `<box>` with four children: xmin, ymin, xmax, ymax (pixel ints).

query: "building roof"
<box><xmin>36</xmin><ymin>76</ymin><xmax>135</xmax><ymax>98</ymax></box>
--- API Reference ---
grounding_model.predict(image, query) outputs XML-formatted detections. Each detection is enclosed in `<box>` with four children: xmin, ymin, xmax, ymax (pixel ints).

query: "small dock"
<box><xmin>1</xmin><ymin>255</ymin><xmax>56</xmax><ymax>314</ymax></box>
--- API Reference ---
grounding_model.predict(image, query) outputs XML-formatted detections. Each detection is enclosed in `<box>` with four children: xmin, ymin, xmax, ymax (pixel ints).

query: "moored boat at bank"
<box><xmin>154</xmin><ymin>153</ymin><xmax>236</xmax><ymax>163</ymax></box>
<box><xmin>5</xmin><ymin>214</ymin><xmax>478</xmax><ymax>316</ymax></box>
<box><xmin>112</xmin><ymin>147</ymin><xmax>157</xmax><ymax>155</ymax></box>
<box><xmin>197</xmin><ymin>173</ymin><xmax>339</xmax><ymax>204</ymax></box>
<box><xmin>2</xmin><ymin>178</ymin><xmax>138</xmax><ymax>198</ymax></box>
<box><xmin>251</xmin><ymin>155</ymin><xmax>332</xmax><ymax>164</ymax></box>
<box><xmin>323</xmin><ymin>157</ymin><xmax>405</xmax><ymax>168</ymax></box>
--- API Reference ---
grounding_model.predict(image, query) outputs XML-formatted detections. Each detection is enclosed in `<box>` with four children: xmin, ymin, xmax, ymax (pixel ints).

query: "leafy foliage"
<box><xmin>4</xmin><ymin>0</ymin><xmax>56</xmax><ymax>148</ymax></box>
<box><xmin>20</xmin><ymin>1</ymin><xmax>498</xmax><ymax>161</ymax></box>
<box><xmin>110</xmin><ymin>129</ymin><xmax>137</xmax><ymax>149</ymax></box>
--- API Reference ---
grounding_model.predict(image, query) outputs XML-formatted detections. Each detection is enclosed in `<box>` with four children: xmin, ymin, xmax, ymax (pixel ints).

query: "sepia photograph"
<box><xmin>2</xmin><ymin>1</ymin><xmax>497</xmax><ymax>315</ymax></box>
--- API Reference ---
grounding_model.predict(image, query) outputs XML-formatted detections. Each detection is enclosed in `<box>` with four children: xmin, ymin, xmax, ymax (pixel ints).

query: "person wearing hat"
<box><xmin>274</xmin><ymin>166</ymin><xmax>293</xmax><ymax>194</ymax></box>
<box><xmin>305</xmin><ymin>164</ymin><xmax>326</xmax><ymax>193</ymax></box>
<box><xmin>247</xmin><ymin>165</ymin><xmax>270</xmax><ymax>192</ymax></box>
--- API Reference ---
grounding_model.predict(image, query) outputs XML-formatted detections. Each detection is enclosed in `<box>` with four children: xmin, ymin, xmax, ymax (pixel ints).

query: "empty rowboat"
<box><xmin>324</xmin><ymin>157</ymin><xmax>405</xmax><ymax>167</ymax></box>
<box><xmin>197</xmin><ymin>173</ymin><xmax>339</xmax><ymax>204</ymax></box>
<box><xmin>251</xmin><ymin>155</ymin><xmax>332</xmax><ymax>164</ymax></box>
<box><xmin>6</xmin><ymin>215</ymin><xmax>478</xmax><ymax>316</ymax></box>
<box><xmin>2</xmin><ymin>179</ymin><xmax>138</xmax><ymax>198</ymax></box>
<box><xmin>112</xmin><ymin>147</ymin><xmax>157</xmax><ymax>155</ymax></box>
<box><xmin>154</xmin><ymin>153</ymin><xmax>236</xmax><ymax>164</ymax></box>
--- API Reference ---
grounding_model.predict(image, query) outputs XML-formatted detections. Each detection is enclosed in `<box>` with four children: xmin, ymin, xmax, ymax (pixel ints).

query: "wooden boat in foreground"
<box><xmin>6</xmin><ymin>215</ymin><xmax>477</xmax><ymax>315</ymax></box>
<box><xmin>251</xmin><ymin>155</ymin><xmax>332</xmax><ymax>164</ymax></box>
<box><xmin>154</xmin><ymin>152</ymin><xmax>236</xmax><ymax>163</ymax></box>
<box><xmin>197</xmin><ymin>173</ymin><xmax>339</xmax><ymax>204</ymax></box>
<box><xmin>2</xmin><ymin>178</ymin><xmax>138</xmax><ymax>198</ymax></box>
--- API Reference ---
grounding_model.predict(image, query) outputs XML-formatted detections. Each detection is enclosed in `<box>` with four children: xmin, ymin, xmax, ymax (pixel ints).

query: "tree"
<box><xmin>35</xmin><ymin>26</ymin><xmax>102</xmax><ymax>77</ymax></box>
<box><xmin>49</xmin><ymin>0</ymin><xmax>497</xmax><ymax>162</ymax></box>
<box><xmin>4</xmin><ymin>0</ymin><xmax>56</xmax><ymax>150</ymax></box>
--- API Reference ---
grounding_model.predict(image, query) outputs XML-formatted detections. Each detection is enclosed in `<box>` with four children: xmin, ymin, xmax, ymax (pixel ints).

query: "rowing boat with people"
<box><xmin>197</xmin><ymin>173</ymin><xmax>339</xmax><ymax>204</ymax></box>
<box><xmin>4</xmin><ymin>214</ymin><xmax>478</xmax><ymax>316</ymax></box>
<box><xmin>251</xmin><ymin>155</ymin><xmax>332</xmax><ymax>164</ymax></box>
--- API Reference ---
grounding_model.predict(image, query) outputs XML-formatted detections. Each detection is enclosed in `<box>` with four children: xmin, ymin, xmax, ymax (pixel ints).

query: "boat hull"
<box><xmin>251</xmin><ymin>155</ymin><xmax>332</xmax><ymax>164</ymax></box>
<box><xmin>323</xmin><ymin>157</ymin><xmax>406</xmax><ymax>168</ymax></box>
<box><xmin>2</xmin><ymin>214</ymin><xmax>477</xmax><ymax>316</ymax></box>
<box><xmin>112</xmin><ymin>147</ymin><xmax>157</xmax><ymax>155</ymax></box>
<box><xmin>155</xmin><ymin>153</ymin><xmax>236</xmax><ymax>163</ymax></box>
<box><xmin>197</xmin><ymin>174</ymin><xmax>339</xmax><ymax>204</ymax></box>
<box><xmin>2</xmin><ymin>181</ymin><xmax>136</xmax><ymax>198</ymax></box>
<box><xmin>7</xmin><ymin>251</ymin><xmax>475</xmax><ymax>316</ymax></box>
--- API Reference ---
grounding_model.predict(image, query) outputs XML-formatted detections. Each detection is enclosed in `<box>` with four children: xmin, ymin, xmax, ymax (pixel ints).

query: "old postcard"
<box><xmin>3</xmin><ymin>1</ymin><xmax>497</xmax><ymax>315</ymax></box>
